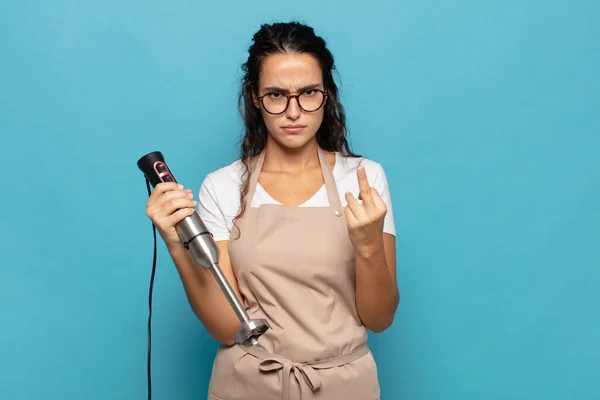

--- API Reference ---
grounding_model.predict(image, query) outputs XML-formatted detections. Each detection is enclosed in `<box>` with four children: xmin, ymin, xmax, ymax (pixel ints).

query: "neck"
<box><xmin>262</xmin><ymin>137</ymin><xmax>321</xmax><ymax>173</ymax></box>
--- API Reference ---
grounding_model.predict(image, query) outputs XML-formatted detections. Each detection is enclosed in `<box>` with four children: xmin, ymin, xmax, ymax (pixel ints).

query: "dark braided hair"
<box><xmin>233</xmin><ymin>21</ymin><xmax>359</xmax><ymax>236</ymax></box>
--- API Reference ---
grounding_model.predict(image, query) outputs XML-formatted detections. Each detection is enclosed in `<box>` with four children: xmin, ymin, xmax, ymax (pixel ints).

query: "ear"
<box><xmin>251</xmin><ymin>91</ymin><xmax>261</xmax><ymax>109</ymax></box>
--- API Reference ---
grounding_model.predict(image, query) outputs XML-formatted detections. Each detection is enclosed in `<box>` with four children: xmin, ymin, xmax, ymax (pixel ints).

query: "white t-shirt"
<box><xmin>197</xmin><ymin>152</ymin><xmax>396</xmax><ymax>242</ymax></box>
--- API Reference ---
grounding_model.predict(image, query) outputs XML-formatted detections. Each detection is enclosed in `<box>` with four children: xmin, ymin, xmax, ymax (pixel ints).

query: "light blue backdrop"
<box><xmin>1</xmin><ymin>0</ymin><xmax>598</xmax><ymax>399</ymax></box>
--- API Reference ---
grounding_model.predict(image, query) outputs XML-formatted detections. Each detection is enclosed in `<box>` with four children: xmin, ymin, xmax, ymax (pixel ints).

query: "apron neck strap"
<box><xmin>317</xmin><ymin>146</ymin><xmax>342</xmax><ymax>209</ymax></box>
<box><xmin>243</xmin><ymin>146</ymin><xmax>342</xmax><ymax>209</ymax></box>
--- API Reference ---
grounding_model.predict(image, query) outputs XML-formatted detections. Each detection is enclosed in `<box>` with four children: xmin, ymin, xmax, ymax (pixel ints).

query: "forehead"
<box><xmin>259</xmin><ymin>53</ymin><xmax>323</xmax><ymax>89</ymax></box>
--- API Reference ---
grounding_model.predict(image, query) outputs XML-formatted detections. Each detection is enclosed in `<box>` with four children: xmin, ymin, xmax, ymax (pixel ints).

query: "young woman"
<box><xmin>145</xmin><ymin>21</ymin><xmax>398</xmax><ymax>400</ymax></box>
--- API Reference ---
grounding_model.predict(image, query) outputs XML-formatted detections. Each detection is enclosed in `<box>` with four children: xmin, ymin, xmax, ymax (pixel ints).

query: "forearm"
<box><xmin>355</xmin><ymin>236</ymin><xmax>399</xmax><ymax>333</ymax></box>
<box><xmin>167</xmin><ymin>243</ymin><xmax>241</xmax><ymax>344</ymax></box>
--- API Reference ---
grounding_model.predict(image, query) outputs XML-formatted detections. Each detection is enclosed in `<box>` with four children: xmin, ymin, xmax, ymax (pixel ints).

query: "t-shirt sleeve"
<box><xmin>197</xmin><ymin>174</ymin><xmax>231</xmax><ymax>242</ymax></box>
<box><xmin>372</xmin><ymin>164</ymin><xmax>397</xmax><ymax>237</ymax></box>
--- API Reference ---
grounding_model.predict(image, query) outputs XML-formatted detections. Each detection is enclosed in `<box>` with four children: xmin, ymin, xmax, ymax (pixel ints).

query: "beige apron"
<box><xmin>207</xmin><ymin>147</ymin><xmax>381</xmax><ymax>400</ymax></box>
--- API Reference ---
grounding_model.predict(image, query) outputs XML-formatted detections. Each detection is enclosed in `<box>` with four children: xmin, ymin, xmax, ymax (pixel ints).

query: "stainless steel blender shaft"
<box><xmin>176</xmin><ymin>212</ymin><xmax>270</xmax><ymax>347</ymax></box>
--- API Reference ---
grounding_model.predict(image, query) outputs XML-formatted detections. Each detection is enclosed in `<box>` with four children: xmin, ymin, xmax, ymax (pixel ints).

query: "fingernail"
<box><xmin>178</xmin><ymin>184</ymin><xmax>183</xmax><ymax>188</ymax></box>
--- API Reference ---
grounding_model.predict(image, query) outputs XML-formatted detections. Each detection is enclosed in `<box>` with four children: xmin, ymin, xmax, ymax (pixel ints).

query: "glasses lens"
<box><xmin>298</xmin><ymin>90</ymin><xmax>325</xmax><ymax>112</ymax></box>
<box><xmin>262</xmin><ymin>94</ymin><xmax>288</xmax><ymax>114</ymax></box>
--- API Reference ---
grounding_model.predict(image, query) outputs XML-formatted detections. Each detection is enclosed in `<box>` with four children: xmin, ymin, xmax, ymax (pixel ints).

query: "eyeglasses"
<box><xmin>257</xmin><ymin>89</ymin><xmax>327</xmax><ymax>115</ymax></box>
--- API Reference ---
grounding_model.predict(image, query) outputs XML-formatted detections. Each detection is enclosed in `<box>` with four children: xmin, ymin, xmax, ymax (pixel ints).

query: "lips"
<box><xmin>281</xmin><ymin>125</ymin><xmax>306</xmax><ymax>134</ymax></box>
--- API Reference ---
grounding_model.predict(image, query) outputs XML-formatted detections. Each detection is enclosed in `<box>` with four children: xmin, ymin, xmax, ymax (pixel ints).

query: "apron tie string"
<box><xmin>241</xmin><ymin>344</ymin><xmax>370</xmax><ymax>400</ymax></box>
<box><xmin>259</xmin><ymin>359</ymin><xmax>322</xmax><ymax>400</ymax></box>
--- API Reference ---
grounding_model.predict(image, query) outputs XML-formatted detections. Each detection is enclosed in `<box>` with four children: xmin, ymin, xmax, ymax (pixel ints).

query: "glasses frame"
<box><xmin>256</xmin><ymin>89</ymin><xmax>328</xmax><ymax>115</ymax></box>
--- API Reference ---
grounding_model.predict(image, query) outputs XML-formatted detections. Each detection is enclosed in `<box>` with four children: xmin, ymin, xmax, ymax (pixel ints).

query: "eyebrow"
<box><xmin>262</xmin><ymin>83</ymin><xmax>323</xmax><ymax>93</ymax></box>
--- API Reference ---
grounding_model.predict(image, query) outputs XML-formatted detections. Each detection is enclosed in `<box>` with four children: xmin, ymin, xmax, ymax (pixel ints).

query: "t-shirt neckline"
<box><xmin>255</xmin><ymin>152</ymin><xmax>339</xmax><ymax>207</ymax></box>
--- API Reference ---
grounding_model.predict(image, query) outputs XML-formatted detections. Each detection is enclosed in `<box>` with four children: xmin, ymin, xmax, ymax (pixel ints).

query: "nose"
<box><xmin>285</xmin><ymin>96</ymin><xmax>301</xmax><ymax>121</ymax></box>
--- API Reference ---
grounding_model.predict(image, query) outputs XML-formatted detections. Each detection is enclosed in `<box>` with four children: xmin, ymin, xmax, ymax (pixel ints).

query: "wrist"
<box><xmin>354</xmin><ymin>235</ymin><xmax>385</xmax><ymax>259</ymax></box>
<box><xmin>166</xmin><ymin>240</ymin><xmax>187</xmax><ymax>256</ymax></box>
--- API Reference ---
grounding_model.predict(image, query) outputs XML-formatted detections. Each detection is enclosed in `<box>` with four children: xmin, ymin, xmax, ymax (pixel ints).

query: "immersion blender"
<box><xmin>137</xmin><ymin>151</ymin><xmax>270</xmax><ymax>347</ymax></box>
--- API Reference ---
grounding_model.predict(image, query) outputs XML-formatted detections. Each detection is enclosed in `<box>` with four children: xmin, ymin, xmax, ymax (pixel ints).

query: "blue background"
<box><xmin>1</xmin><ymin>0</ymin><xmax>599</xmax><ymax>399</ymax></box>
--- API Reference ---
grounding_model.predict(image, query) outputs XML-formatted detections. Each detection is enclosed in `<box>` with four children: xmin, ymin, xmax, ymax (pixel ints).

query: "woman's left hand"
<box><xmin>344</xmin><ymin>165</ymin><xmax>387</xmax><ymax>257</ymax></box>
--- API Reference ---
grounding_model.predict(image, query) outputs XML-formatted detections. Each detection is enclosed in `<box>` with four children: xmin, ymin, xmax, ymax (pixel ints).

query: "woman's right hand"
<box><xmin>145</xmin><ymin>182</ymin><xmax>197</xmax><ymax>247</ymax></box>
